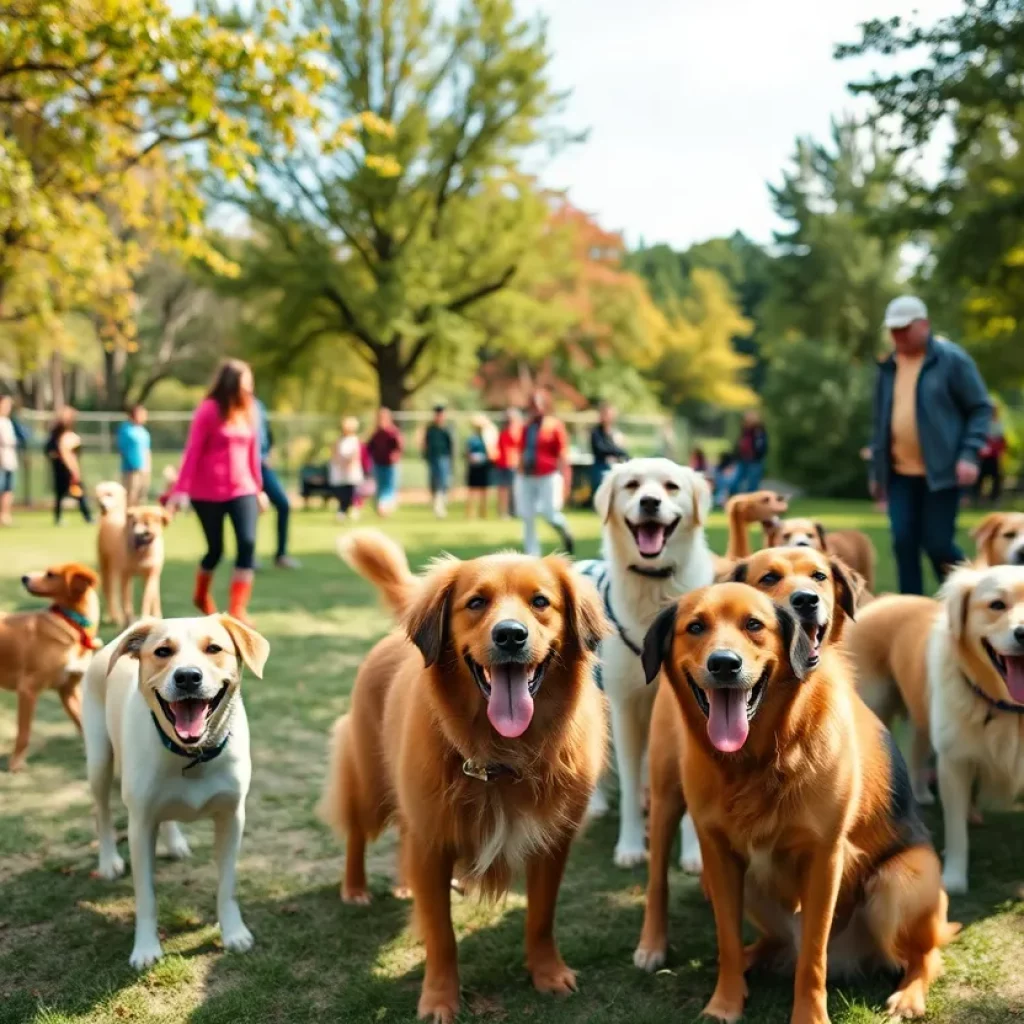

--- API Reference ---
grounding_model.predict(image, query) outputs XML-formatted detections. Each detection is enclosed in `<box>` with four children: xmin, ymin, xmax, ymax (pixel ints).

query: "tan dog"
<box><xmin>972</xmin><ymin>511</ymin><xmax>1024</xmax><ymax>567</ymax></box>
<box><xmin>763</xmin><ymin>517</ymin><xmax>877</xmax><ymax>595</ymax></box>
<box><xmin>321</xmin><ymin>531</ymin><xmax>607</xmax><ymax>1023</ymax></box>
<box><xmin>0</xmin><ymin>563</ymin><xmax>102</xmax><ymax>771</ymax></box>
<box><xmin>637</xmin><ymin>582</ymin><xmax>957</xmax><ymax>1022</ymax></box>
<box><xmin>97</xmin><ymin>484</ymin><xmax>171</xmax><ymax>627</ymax></box>
<box><xmin>723</xmin><ymin>490</ymin><xmax>789</xmax><ymax>561</ymax></box>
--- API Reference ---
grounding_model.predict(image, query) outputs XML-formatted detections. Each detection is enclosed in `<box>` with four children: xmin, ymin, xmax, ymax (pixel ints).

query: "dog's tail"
<box><xmin>338</xmin><ymin>529</ymin><xmax>418</xmax><ymax>618</ymax></box>
<box><xmin>317</xmin><ymin>714</ymin><xmax>351</xmax><ymax>839</ymax></box>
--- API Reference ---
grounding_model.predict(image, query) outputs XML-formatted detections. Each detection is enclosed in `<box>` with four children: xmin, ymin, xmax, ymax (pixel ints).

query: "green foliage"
<box><xmin>762</xmin><ymin>339</ymin><xmax>874</xmax><ymax>498</ymax></box>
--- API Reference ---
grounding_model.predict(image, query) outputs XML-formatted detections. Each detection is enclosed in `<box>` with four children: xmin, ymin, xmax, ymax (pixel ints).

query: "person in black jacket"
<box><xmin>590</xmin><ymin>401</ymin><xmax>629</xmax><ymax>493</ymax></box>
<box><xmin>730</xmin><ymin>410</ymin><xmax>769</xmax><ymax>496</ymax></box>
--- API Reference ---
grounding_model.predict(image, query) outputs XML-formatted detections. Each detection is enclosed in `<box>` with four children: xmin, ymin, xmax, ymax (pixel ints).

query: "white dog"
<box><xmin>579</xmin><ymin>458</ymin><xmax>714</xmax><ymax>868</ymax></box>
<box><xmin>82</xmin><ymin>614</ymin><xmax>269</xmax><ymax>969</ymax></box>
<box><xmin>928</xmin><ymin>564</ymin><xmax>1024</xmax><ymax>894</ymax></box>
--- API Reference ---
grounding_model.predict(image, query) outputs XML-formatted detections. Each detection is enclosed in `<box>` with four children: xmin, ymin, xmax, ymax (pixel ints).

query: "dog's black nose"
<box><xmin>1015</xmin><ymin>625</ymin><xmax>1024</xmax><ymax>647</ymax></box>
<box><xmin>794</xmin><ymin>540</ymin><xmax>811</xmax><ymax>548</ymax></box>
<box><xmin>173</xmin><ymin>666</ymin><xmax>204</xmax><ymax>692</ymax></box>
<box><xmin>492</xmin><ymin>619</ymin><xmax>529</xmax><ymax>652</ymax></box>
<box><xmin>707</xmin><ymin>650</ymin><xmax>742</xmax><ymax>680</ymax></box>
<box><xmin>791</xmin><ymin>590</ymin><xmax>820</xmax><ymax>614</ymax></box>
<box><xmin>20</xmin><ymin>575</ymin><xmax>29</xmax><ymax>585</ymax></box>
<box><xmin>1013</xmin><ymin>549</ymin><xmax>1024</xmax><ymax>566</ymax></box>
<box><xmin>640</xmin><ymin>496</ymin><xmax>662</xmax><ymax>515</ymax></box>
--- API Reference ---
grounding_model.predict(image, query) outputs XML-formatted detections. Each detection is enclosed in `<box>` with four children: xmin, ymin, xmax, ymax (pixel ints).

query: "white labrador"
<box><xmin>82</xmin><ymin>614</ymin><xmax>269</xmax><ymax>969</ymax></box>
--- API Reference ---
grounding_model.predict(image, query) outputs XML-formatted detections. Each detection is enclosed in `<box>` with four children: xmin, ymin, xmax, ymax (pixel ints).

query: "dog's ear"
<box><xmin>552</xmin><ymin>559</ymin><xmax>607</xmax><ymax>653</ymax></box>
<box><xmin>830</xmin><ymin>559</ymin><xmax>857</xmax><ymax>622</ymax></box>
<box><xmin>63</xmin><ymin>564</ymin><xmax>98</xmax><ymax>597</ymax></box>
<box><xmin>729</xmin><ymin>560</ymin><xmax>749</xmax><ymax>583</ymax></box>
<box><xmin>405</xmin><ymin>558</ymin><xmax>460</xmax><ymax>668</ymax></box>
<box><xmin>642</xmin><ymin>603</ymin><xmax>678</xmax><ymax>685</ymax></box>
<box><xmin>691</xmin><ymin>472</ymin><xmax>711</xmax><ymax>527</ymax></box>
<box><xmin>776</xmin><ymin>605</ymin><xmax>812</xmax><ymax>681</ymax></box>
<box><xmin>106</xmin><ymin>619</ymin><xmax>159</xmax><ymax>677</ymax></box>
<box><xmin>815</xmin><ymin>521</ymin><xmax>828</xmax><ymax>550</ymax></box>
<box><xmin>940</xmin><ymin>566</ymin><xmax>980</xmax><ymax>642</ymax></box>
<box><xmin>593</xmin><ymin>464</ymin><xmax>619</xmax><ymax>523</ymax></box>
<box><xmin>218</xmin><ymin>614</ymin><xmax>270</xmax><ymax>679</ymax></box>
<box><xmin>971</xmin><ymin>513</ymin><xmax>1002</xmax><ymax>563</ymax></box>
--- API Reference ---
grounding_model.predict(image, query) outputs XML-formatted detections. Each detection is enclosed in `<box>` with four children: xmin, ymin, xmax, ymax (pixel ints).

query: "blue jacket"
<box><xmin>872</xmin><ymin>335</ymin><xmax>992</xmax><ymax>493</ymax></box>
<box><xmin>254</xmin><ymin>399</ymin><xmax>272</xmax><ymax>460</ymax></box>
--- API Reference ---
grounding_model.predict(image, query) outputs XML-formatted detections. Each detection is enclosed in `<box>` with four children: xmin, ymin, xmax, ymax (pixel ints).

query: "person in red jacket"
<box><xmin>975</xmin><ymin>402</ymin><xmax>1007</xmax><ymax>505</ymax></box>
<box><xmin>515</xmin><ymin>389</ymin><xmax>574</xmax><ymax>556</ymax></box>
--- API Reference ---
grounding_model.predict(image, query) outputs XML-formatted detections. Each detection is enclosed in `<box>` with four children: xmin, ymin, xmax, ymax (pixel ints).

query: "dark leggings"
<box><xmin>334</xmin><ymin>484</ymin><xmax>356</xmax><ymax>514</ymax></box>
<box><xmin>53</xmin><ymin>467</ymin><xmax>92</xmax><ymax>524</ymax></box>
<box><xmin>192</xmin><ymin>495</ymin><xmax>259</xmax><ymax>571</ymax></box>
<box><xmin>261</xmin><ymin>463</ymin><xmax>290</xmax><ymax>559</ymax></box>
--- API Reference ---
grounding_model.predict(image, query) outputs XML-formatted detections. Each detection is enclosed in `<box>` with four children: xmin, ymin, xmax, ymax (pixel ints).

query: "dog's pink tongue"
<box><xmin>707</xmin><ymin>689</ymin><xmax>749</xmax><ymax>753</ymax></box>
<box><xmin>170</xmin><ymin>700</ymin><xmax>210</xmax><ymax>742</ymax></box>
<box><xmin>637</xmin><ymin>523</ymin><xmax>666</xmax><ymax>556</ymax></box>
<box><xmin>487</xmin><ymin>664</ymin><xmax>534</xmax><ymax>738</ymax></box>
<box><xmin>1005</xmin><ymin>657</ymin><xmax>1024</xmax><ymax>704</ymax></box>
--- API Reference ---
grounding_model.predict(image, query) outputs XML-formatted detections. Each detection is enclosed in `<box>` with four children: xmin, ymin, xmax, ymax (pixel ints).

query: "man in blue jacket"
<box><xmin>255</xmin><ymin>399</ymin><xmax>299</xmax><ymax>570</ymax></box>
<box><xmin>871</xmin><ymin>295</ymin><xmax>992</xmax><ymax>594</ymax></box>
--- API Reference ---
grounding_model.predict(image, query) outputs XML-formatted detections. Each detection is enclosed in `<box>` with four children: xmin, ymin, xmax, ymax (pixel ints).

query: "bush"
<box><xmin>762</xmin><ymin>340</ymin><xmax>874</xmax><ymax>498</ymax></box>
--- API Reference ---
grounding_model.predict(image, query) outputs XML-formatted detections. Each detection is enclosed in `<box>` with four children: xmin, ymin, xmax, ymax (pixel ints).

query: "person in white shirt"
<box><xmin>330</xmin><ymin>416</ymin><xmax>365</xmax><ymax>519</ymax></box>
<box><xmin>0</xmin><ymin>395</ymin><xmax>18</xmax><ymax>526</ymax></box>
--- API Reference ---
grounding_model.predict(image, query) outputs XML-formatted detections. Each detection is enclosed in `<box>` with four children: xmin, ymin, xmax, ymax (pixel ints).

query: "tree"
<box><xmin>228</xmin><ymin>0</ymin><xmax>573</xmax><ymax>409</ymax></box>
<box><xmin>0</xmin><ymin>0</ymin><xmax>328</xmax><ymax>343</ymax></box>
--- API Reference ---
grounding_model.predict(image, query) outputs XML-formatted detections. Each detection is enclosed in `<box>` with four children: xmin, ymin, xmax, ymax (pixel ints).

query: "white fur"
<box><xmin>83</xmin><ymin>620</ymin><xmax>257</xmax><ymax>968</ymax></box>
<box><xmin>585</xmin><ymin>458</ymin><xmax>714</xmax><ymax>869</ymax></box>
<box><xmin>928</xmin><ymin>565</ymin><xmax>1024</xmax><ymax>893</ymax></box>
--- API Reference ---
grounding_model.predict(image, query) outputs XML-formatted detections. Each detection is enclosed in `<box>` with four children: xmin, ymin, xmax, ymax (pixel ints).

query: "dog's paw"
<box><xmin>163</xmin><ymin>834</ymin><xmax>192</xmax><ymax>861</ymax></box>
<box><xmin>531</xmin><ymin>960</ymin><xmax>578</xmax><ymax>996</ymax></box>
<box><xmin>417</xmin><ymin>986</ymin><xmax>460</xmax><ymax>1023</ymax></box>
<box><xmin>613</xmin><ymin>842</ymin><xmax>647</xmax><ymax>869</ymax></box>
<box><xmin>341</xmin><ymin>886</ymin><xmax>372</xmax><ymax>905</ymax></box>
<box><xmin>702</xmin><ymin>996</ymin><xmax>745</xmax><ymax>1022</ymax></box>
<box><xmin>129</xmin><ymin>937</ymin><xmax>164</xmax><ymax>971</ymax></box>
<box><xmin>221</xmin><ymin>923</ymin><xmax>254</xmax><ymax>954</ymax></box>
<box><xmin>392</xmin><ymin>886</ymin><xmax>413</xmax><ymax>900</ymax></box>
<box><xmin>633</xmin><ymin>944</ymin><xmax>666</xmax><ymax>972</ymax></box>
<box><xmin>7</xmin><ymin>755</ymin><xmax>26</xmax><ymax>774</ymax></box>
<box><xmin>941</xmin><ymin>867</ymin><xmax>968</xmax><ymax>895</ymax></box>
<box><xmin>885</xmin><ymin>983</ymin><xmax>926</xmax><ymax>1019</ymax></box>
<box><xmin>94</xmin><ymin>854</ymin><xmax>126</xmax><ymax>881</ymax></box>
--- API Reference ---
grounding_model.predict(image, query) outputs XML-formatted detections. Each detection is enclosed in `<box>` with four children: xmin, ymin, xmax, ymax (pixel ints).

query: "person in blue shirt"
<box><xmin>254</xmin><ymin>398</ymin><xmax>300</xmax><ymax>570</ymax></box>
<box><xmin>117</xmin><ymin>405</ymin><xmax>152</xmax><ymax>506</ymax></box>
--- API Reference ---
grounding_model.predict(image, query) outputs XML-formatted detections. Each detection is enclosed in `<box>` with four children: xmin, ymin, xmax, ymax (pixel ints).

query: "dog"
<box><xmin>636</xmin><ymin>582</ymin><xmax>958</xmax><ymax>1022</ymax></box>
<box><xmin>97</xmin><ymin>483</ymin><xmax>171</xmax><ymax>627</ymax></box>
<box><xmin>724</xmin><ymin>490</ymin><xmax>790</xmax><ymax>560</ymax></box>
<box><xmin>0</xmin><ymin>563</ymin><xmax>102</xmax><ymax>771</ymax></box>
<box><xmin>762</xmin><ymin>517</ymin><xmax>877</xmax><ymax>595</ymax></box>
<box><xmin>321</xmin><ymin>530</ymin><xmax>606</xmax><ymax>1023</ymax></box>
<box><xmin>82</xmin><ymin>614</ymin><xmax>269</xmax><ymax>969</ymax></box>
<box><xmin>922</xmin><ymin>564</ymin><xmax>1024</xmax><ymax>893</ymax></box>
<box><xmin>972</xmin><ymin>511</ymin><xmax>1024</xmax><ymax>567</ymax></box>
<box><xmin>576</xmin><ymin>457</ymin><xmax>714</xmax><ymax>868</ymax></box>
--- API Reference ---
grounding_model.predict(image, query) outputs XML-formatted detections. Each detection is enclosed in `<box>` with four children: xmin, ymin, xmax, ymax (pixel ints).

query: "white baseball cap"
<box><xmin>884</xmin><ymin>295</ymin><xmax>928</xmax><ymax>329</ymax></box>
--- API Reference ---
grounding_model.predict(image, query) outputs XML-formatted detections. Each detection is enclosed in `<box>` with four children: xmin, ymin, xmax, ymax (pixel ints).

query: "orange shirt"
<box><xmin>890</xmin><ymin>352</ymin><xmax>926</xmax><ymax>476</ymax></box>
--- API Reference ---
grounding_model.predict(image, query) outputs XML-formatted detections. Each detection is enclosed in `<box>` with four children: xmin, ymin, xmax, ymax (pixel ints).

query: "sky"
<box><xmin>516</xmin><ymin>0</ymin><xmax>961</xmax><ymax>250</ymax></box>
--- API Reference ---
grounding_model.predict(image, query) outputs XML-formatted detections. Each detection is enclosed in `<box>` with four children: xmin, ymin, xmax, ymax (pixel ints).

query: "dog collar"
<box><xmin>50</xmin><ymin>605</ymin><xmax>103</xmax><ymax>651</ymax></box>
<box><xmin>462</xmin><ymin>758</ymin><xmax>520</xmax><ymax>783</ymax></box>
<box><xmin>600</xmin><ymin>585</ymin><xmax>643</xmax><ymax>657</ymax></box>
<box><xmin>962</xmin><ymin>675</ymin><xmax>1024</xmax><ymax>716</ymax></box>
<box><xmin>628</xmin><ymin>564</ymin><xmax>676</xmax><ymax>580</ymax></box>
<box><xmin>152</xmin><ymin>713</ymin><xmax>230</xmax><ymax>772</ymax></box>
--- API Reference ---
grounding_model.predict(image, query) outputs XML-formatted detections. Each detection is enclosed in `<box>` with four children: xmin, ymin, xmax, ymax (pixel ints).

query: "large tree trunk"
<box><xmin>102</xmin><ymin>345</ymin><xmax>127</xmax><ymax>410</ymax></box>
<box><xmin>49</xmin><ymin>352</ymin><xmax>65</xmax><ymax>409</ymax></box>
<box><xmin>375</xmin><ymin>344</ymin><xmax>409</xmax><ymax>410</ymax></box>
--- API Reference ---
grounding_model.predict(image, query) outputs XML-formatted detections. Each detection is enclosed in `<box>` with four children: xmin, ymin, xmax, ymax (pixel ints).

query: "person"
<box><xmin>494</xmin><ymin>407</ymin><xmax>523</xmax><ymax>519</ymax></box>
<box><xmin>330</xmin><ymin>416</ymin><xmax>364</xmax><ymax>519</ymax></box>
<box><xmin>975</xmin><ymin>401</ymin><xmax>1006</xmax><ymax>505</ymax></box>
<box><xmin>712</xmin><ymin>450</ymin><xmax>737</xmax><ymax>509</ymax></box>
<box><xmin>464</xmin><ymin>414</ymin><xmax>496</xmax><ymax>519</ymax></box>
<box><xmin>516</xmin><ymin>389</ymin><xmax>574</xmax><ymax>556</ymax></box>
<box><xmin>0</xmin><ymin>395</ymin><xmax>18</xmax><ymax>526</ymax></box>
<box><xmin>689</xmin><ymin>446</ymin><xmax>708</xmax><ymax>475</ymax></box>
<box><xmin>169</xmin><ymin>359</ymin><xmax>265</xmax><ymax>624</ymax></box>
<box><xmin>422</xmin><ymin>403</ymin><xmax>454</xmax><ymax>518</ymax></box>
<box><xmin>254</xmin><ymin>398</ymin><xmax>299</xmax><ymax>570</ymax></box>
<box><xmin>46</xmin><ymin>407</ymin><xmax>92</xmax><ymax>525</ymax></box>
<box><xmin>590</xmin><ymin>401</ymin><xmax>629</xmax><ymax>492</ymax></box>
<box><xmin>871</xmin><ymin>295</ymin><xmax>992</xmax><ymax>595</ymax></box>
<box><xmin>730</xmin><ymin>410</ymin><xmax>769</xmax><ymax>495</ymax></box>
<box><xmin>366</xmin><ymin>408</ymin><xmax>403</xmax><ymax>517</ymax></box>
<box><xmin>117</xmin><ymin>404</ymin><xmax>152</xmax><ymax>507</ymax></box>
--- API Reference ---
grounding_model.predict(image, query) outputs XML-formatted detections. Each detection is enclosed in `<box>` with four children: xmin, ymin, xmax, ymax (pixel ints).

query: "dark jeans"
<box><xmin>730</xmin><ymin>459</ymin><xmax>765</xmax><ymax>496</ymax></box>
<box><xmin>975</xmin><ymin>456</ymin><xmax>1003</xmax><ymax>504</ymax></box>
<box><xmin>261</xmin><ymin>463</ymin><xmax>290</xmax><ymax>559</ymax></box>
<box><xmin>333</xmin><ymin>484</ymin><xmax>356</xmax><ymax>514</ymax></box>
<box><xmin>887</xmin><ymin>473</ymin><xmax>965</xmax><ymax>595</ymax></box>
<box><xmin>53</xmin><ymin>467</ymin><xmax>92</xmax><ymax>525</ymax></box>
<box><xmin>193</xmin><ymin>495</ymin><xmax>259</xmax><ymax>572</ymax></box>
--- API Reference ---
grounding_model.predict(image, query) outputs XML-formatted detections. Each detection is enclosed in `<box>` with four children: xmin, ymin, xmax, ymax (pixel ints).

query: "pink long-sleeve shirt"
<box><xmin>174</xmin><ymin>398</ymin><xmax>262</xmax><ymax>502</ymax></box>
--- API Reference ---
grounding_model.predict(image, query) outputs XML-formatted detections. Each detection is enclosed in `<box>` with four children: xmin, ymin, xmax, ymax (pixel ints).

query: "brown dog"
<box><xmin>762</xmin><ymin>517</ymin><xmax>877</xmax><ymax>595</ymax></box>
<box><xmin>724</xmin><ymin>490</ymin><xmax>790</xmax><ymax>560</ymax></box>
<box><xmin>636</xmin><ymin>582</ymin><xmax>957</xmax><ymax>1022</ymax></box>
<box><xmin>0</xmin><ymin>563</ymin><xmax>101</xmax><ymax>771</ymax></box>
<box><xmin>97</xmin><ymin>486</ymin><xmax>171</xmax><ymax>626</ymax></box>
<box><xmin>320</xmin><ymin>531</ymin><xmax>607</xmax><ymax>1023</ymax></box>
<box><xmin>972</xmin><ymin>511</ymin><xmax>1024</xmax><ymax>567</ymax></box>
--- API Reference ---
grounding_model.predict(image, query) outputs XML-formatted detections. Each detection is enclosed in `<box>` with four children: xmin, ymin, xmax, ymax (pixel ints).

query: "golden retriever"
<box><xmin>762</xmin><ymin>516</ymin><xmax>877</xmax><ymax>595</ymax></box>
<box><xmin>972</xmin><ymin>511</ymin><xmax>1024</xmax><ymax>567</ymax></box>
<box><xmin>320</xmin><ymin>530</ymin><xmax>607</xmax><ymax>1023</ymax></box>
<box><xmin>636</xmin><ymin>582</ymin><xmax>957</xmax><ymax>1022</ymax></box>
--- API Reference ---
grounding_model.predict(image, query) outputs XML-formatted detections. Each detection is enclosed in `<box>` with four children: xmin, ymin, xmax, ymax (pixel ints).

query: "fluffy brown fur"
<box><xmin>636</xmin><ymin>582</ymin><xmax>957</xmax><ymax>1022</ymax></box>
<box><xmin>320</xmin><ymin>530</ymin><xmax>608</xmax><ymax>1023</ymax></box>
<box><xmin>0</xmin><ymin>563</ymin><xmax>101</xmax><ymax>771</ymax></box>
<box><xmin>971</xmin><ymin>511</ymin><xmax>1024</xmax><ymax>568</ymax></box>
<box><xmin>762</xmin><ymin>516</ymin><xmax>877</xmax><ymax>595</ymax></box>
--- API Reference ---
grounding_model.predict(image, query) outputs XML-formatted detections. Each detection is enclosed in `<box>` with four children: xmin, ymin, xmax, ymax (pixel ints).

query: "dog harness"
<box><xmin>151</xmin><ymin>713</ymin><xmax>230</xmax><ymax>773</ymax></box>
<box><xmin>50</xmin><ymin>604</ymin><xmax>103</xmax><ymax>652</ymax></box>
<box><xmin>576</xmin><ymin>560</ymin><xmax>643</xmax><ymax>690</ymax></box>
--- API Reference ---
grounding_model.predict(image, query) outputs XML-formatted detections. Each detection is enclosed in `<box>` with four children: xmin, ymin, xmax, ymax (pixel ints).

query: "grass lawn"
<box><xmin>1</xmin><ymin>499</ymin><xmax>1022</xmax><ymax>1024</ymax></box>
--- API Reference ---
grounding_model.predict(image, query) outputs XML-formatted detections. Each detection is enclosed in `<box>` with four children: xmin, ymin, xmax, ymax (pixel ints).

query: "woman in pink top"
<box><xmin>170</xmin><ymin>359</ymin><xmax>264</xmax><ymax>623</ymax></box>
